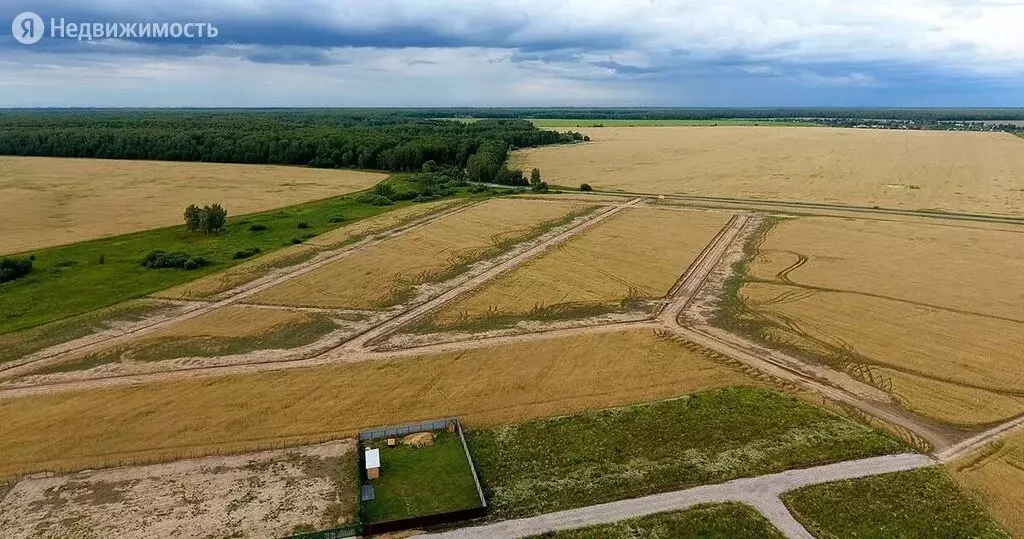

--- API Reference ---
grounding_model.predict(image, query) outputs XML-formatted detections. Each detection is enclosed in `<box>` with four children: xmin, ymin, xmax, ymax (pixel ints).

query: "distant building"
<box><xmin>366</xmin><ymin>448</ymin><xmax>381</xmax><ymax>480</ymax></box>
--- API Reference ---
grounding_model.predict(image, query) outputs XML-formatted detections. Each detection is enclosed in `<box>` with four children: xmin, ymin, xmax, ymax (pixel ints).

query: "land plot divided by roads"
<box><xmin>951</xmin><ymin>428</ymin><xmax>1024</xmax><ymax>537</ymax></box>
<box><xmin>425</xmin><ymin>206</ymin><xmax>732</xmax><ymax>330</ymax></box>
<box><xmin>0</xmin><ymin>156</ymin><xmax>385</xmax><ymax>255</ymax></box>
<box><xmin>246</xmin><ymin>198</ymin><xmax>596</xmax><ymax>310</ymax></box>
<box><xmin>511</xmin><ymin>127</ymin><xmax>1024</xmax><ymax>216</ymax></box>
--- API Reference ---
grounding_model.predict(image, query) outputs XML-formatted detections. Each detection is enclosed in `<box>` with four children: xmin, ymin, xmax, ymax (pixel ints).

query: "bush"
<box><xmin>532</xmin><ymin>181</ymin><xmax>549</xmax><ymax>193</ymax></box>
<box><xmin>290</xmin><ymin>238</ymin><xmax>304</xmax><ymax>245</ymax></box>
<box><xmin>0</xmin><ymin>256</ymin><xmax>33</xmax><ymax>283</ymax></box>
<box><xmin>297</xmin><ymin>222</ymin><xmax>311</xmax><ymax>229</ymax></box>
<box><xmin>249</xmin><ymin>223</ymin><xmax>268</xmax><ymax>232</ymax></box>
<box><xmin>580</xmin><ymin>183</ymin><xmax>593</xmax><ymax>192</ymax></box>
<box><xmin>357</xmin><ymin>194</ymin><xmax>394</xmax><ymax>206</ymax></box>
<box><xmin>232</xmin><ymin>247</ymin><xmax>262</xmax><ymax>260</ymax></box>
<box><xmin>184</xmin><ymin>203</ymin><xmax>228</xmax><ymax>234</ymax></box>
<box><xmin>327</xmin><ymin>216</ymin><xmax>345</xmax><ymax>224</ymax></box>
<box><xmin>139</xmin><ymin>250</ymin><xmax>211</xmax><ymax>270</ymax></box>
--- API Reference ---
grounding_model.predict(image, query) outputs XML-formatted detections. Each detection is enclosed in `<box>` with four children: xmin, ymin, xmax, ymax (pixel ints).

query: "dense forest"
<box><xmin>404</xmin><ymin>107</ymin><xmax>1024</xmax><ymax>122</ymax></box>
<box><xmin>0</xmin><ymin>111</ymin><xmax>583</xmax><ymax>179</ymax></box>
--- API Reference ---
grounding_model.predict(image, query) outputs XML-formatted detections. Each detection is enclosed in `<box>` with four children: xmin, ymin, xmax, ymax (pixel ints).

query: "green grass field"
<box><xmin>362</xmin><ymin>432</ymin><xmax>482</xmax><ymax>523</ymax></box>
<box><xmin>467</xmin><ymin>387</ymin><xmax>905</xmax><ymax>519</ymax></box>
<box><xmin>527</xmin><ymin>503</ymin><xmax>785</xmax><ymax>539</ymax></box>
<box><xmin>783</xmin><ymin>467</ymin><xmax>1008</xmax><ymax>538</ymax></box>
<box><xmin>0</xmin><ymin>178</ymin><xmax>477</xmax><ymax>335</ymax></box>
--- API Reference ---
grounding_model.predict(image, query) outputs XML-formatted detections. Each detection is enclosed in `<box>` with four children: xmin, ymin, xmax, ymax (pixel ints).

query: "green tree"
<box><xmin>202</xmin><ymin>203</ymin><xmax>228</xmax><ymax>234</ymax></box>
<box><xmin>530</xmin><ymin>168</ymin><xmax>542</xmax><ymax>185</ymax></box>
<box><xmin>184</xmin><ymin>204</ymin><xmax>203</xmax><ymax>232</ymax></box>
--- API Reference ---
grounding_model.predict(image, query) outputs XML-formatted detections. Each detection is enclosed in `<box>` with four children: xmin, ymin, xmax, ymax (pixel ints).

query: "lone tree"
<box><xmin>184</xmin><ymin>203</ymin><xmax>228</xmax><ymax>234</ymax></box>
<box><xmin>530</xmin><ymin>168</ymin><xmax>542</xmax><ymax>185</ymax></box>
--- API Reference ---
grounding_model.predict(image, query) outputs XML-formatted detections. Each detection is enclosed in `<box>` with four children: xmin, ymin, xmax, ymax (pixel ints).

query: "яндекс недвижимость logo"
<box><xmin>10</xmin><ymin>12</ymin><xmax>218</xmax><ymax>44</ymax></box>
<box><xmin>12</xmin><ymin>12</ymin><xmax>44</xmax><ymax>44</ymax></box>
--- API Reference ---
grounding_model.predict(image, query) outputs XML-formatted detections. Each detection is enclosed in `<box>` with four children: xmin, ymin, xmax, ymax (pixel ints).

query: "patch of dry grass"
<box><xmin>733</xmin><ymin>216</ymin><xmax>1024</xmax><ymax>427</ymax></box>
<box><xmin>511</xmin><ymin>127</ymin><xmax>1024</xmax><ymax>216</ymax></box>
<box><xmin>951</xmin><ymin>430</ymin><xmax>1024</xmax><ymax>538</ymax></box>
<box><xmin>431</xmin><ymin>208</ymin><xmax>731</xmax><ymax>326</ymax></box>
<box><xmin>246</xmin><ymin>198</ymin><xmax>593</xmax><ymax>310</ymax></box>
<box><xmin>0</xmin><ymin>329</ymin><xmax>758</xmax><ymax>478</ymax></box>
<box><xmin>0</xmin><ymin>156</ymin><xmax>386</xmax><ymax>255</ymax></box>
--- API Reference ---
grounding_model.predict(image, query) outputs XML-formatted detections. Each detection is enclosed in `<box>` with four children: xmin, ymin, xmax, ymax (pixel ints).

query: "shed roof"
<box><xmin>365</xmin><ymin>448</ymin><xmax>380</xmax><ymax>469</ymax></box>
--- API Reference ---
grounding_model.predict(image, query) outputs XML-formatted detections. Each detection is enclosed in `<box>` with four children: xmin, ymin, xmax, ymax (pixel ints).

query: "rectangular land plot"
<box><xmin>952</xmin><ymin>430</ymin><xmax>1024</xmax><ymax>537</ymax></box>
<box><xmin>511</xmin><ymin>127</ymin><xmax>1024</xmax><ymax>216</ymax></box>
<box><xmin>362</xmin><ymin>431</ymin><xmax>482</xmax><ymax>523</ymax></box>
<box><xmin>0</xmin><ymin>441</ymin><xmax>358</xmax><ymax>539</ymax></box>
<box><xmin>0</xmin><ymin>156</ymin><xmax>385</xmax><ymax>255</ymax></box>
<box><xmin>733</xmin><ymin>216</ymin><xmax>1024</xmax><ymax>427</ymax></box>
<box><xmin>429</xmin><ymin>207</ymin><xmax>732</xmax><ymax>329</ymax></box>
<box><xmin>466</xmin><ymin>387</ymin><xmax>903</xmax><ymax>519</ymax></box>
<box><xmin>246</xmin><ymin>198</ymin><xmax>594</xmax><ymax>310</ymax></box>
<box><xmin>39</xmin><ymin>305</ymin><xmax>337</xmax><ymax>374</ymax></box>
<box><xmin>0</xmin><ymin>329</ymin><xmax>757</xmax><ymax>478</ymax></box>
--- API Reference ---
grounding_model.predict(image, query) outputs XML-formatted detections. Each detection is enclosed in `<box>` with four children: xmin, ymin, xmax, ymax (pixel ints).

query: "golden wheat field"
<box><xmin>0</xmin><ymin>156</ymin><xmax>386</xmax><ymax>255</ymax></box>
<box><xmin>0</xmin><ymin>329</ymin><xmax>757</xmax><ymax>478</ymax></box>
<box><xmin>154</xmin><ymin>200</ymin><xmax>463</xmax><ymax>300</ymax></box>
<box><xmin>430</xmin><ymin>207</ymin><xmax>731</xmax><ymax>327</ymax></box>
<box><xmin>737</xmin><ymin>217</ymin><xmax>1024</xmax><ymax>426</ymax></box>
<box><xmin>510</xmin><ymin>127</ymin><xmax>1024</xmax><ymax>216</ymax></box>
<box><xmin>246</xmin><ymin>199</ymin><xmax>593</xmax><ymax>310</ymax></box>
<box><xmin>951</xmin><ymin>430</ymin><xmax>1024</xmax><ymax>537</ymax></box>
<box><xmin>48</xmin><ymin>306</ymin><xmax>336</xmax><ymax>372</ymax></box>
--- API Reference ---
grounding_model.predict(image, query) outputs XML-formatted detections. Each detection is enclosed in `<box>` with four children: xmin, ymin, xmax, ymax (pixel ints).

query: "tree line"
<box><xmin>0</xmin><ymin>111</ymin><xmax>580</xmax><ymax>173</ymax></box>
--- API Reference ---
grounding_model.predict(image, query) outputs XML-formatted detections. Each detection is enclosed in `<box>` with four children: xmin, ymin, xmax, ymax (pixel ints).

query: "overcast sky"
<box><xmin>3</xmin><ymin>0</ymin><xmax>1024</xmax><ymax>107</ymax></box>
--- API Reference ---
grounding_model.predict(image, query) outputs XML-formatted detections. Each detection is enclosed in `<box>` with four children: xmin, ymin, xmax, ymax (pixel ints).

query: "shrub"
<box><xmin>0</xmin><ymin>256</ymin><xmax>33</xmax><ymax>283</ymax></box>
<box><xmin>357</xmin><ymin>194</ymin><xmax>394</xmax><ymax>206</ymax></box>
<box><xmin>184</xmin><ymin>203</ymin><xmax>228</xmax><ymax>234</ymax></box>
<box><xmin>232</xmin><ymin>247</ymin><xmax>262</xmax><ymax>260</ymax></box>
<box><xmin>327</xmin><ymin>216</ymin><xmax>345</xmax><ymax>224</ymax></box>
<box><xmin>249</xmin><ymin>223</ymin><xmax>268</xmax><ymax>232</ymax></box>
<box><xmin>373</xmin><ymin>183</ymin><xmax>398</xmax><ymax>199</ymax></box>
<box><xmin>290</xmin><ymin>238</ymin><xmax>304</xmax><ymax>245</ymax></box>
<box><xmin>580</xmin><ymin>183</ymin><xmax>593</xmax><ymax>192</ymax></box>
<box><xmin>98</xmin><ymin>254</ymin><xmax>105</xmax><ymax>265</ymax></box>
<box><xmin>139</xmin><ymin>250</ymin><xmax>211</xmax><ymax>270</ymax></box>
<box><xmin>297</xmin><ymin>222</ymin><xmax>311</xmax><ymax>229</ymax></box>
<box><xmin>532</xmin><ymin>181</ymin><xmax>549</xmax><ymax>193</ymax></box>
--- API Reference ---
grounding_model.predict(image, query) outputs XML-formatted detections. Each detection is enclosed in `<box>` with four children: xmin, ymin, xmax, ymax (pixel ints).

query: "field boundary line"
<box><xmin>937</xmin><ymin>414</ymin><xmax>1024</xmax><ymax>462</ymax></box>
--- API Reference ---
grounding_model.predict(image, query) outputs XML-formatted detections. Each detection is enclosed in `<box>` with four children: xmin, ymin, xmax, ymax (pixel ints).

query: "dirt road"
<box><xmin>419</xmin><ymin>453</ymin><xmax>935</xmax><ymax>539</ymax></box>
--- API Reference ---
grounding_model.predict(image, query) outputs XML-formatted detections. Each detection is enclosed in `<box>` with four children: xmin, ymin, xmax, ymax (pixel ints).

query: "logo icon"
<box><xmin>12</xmin><ymin>12</ymin><xmax>44</xmax><ymax>45</ymax></box>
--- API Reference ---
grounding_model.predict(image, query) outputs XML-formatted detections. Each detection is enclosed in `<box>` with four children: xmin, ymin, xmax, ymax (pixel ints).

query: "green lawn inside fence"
<box><xmin>362</xmin><ymin>431</ymin><xmax>482</xmax><ymax>524</ymax></box>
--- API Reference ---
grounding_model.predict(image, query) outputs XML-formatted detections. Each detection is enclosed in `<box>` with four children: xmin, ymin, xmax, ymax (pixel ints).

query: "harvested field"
<box><xmin>153</xmin><ymin>200</ymin><xmax>463</xmax><ymax>300</ymax></box>
<box><xmin>41</xmin><ymin>305</ymin><xmax>337</xmax><ymax>374</ymax></box>
<box><xmin>525</xmin><ymin>502</ymin><xmax>785</xmax><ymax>538</ymax></box>
<box><xmin>0</xmin><ymin>156</ymin><xmax>385</xmax><ymax>255</ymax></box>
<box><xmin>0</xmin><ymin>440</ymin><xmax>357</xmax><ymax>539</ymax></box>
<box><xmin>728</xmin><ymin>216</ymin><xmax>1024</xmax><ymax>427</ymax></box>
<box><xmin>783</xmin><ymin>467</ymin><xmax>1008</xmax><ymax>538</ymax></box>
<box><xmin>951</xmin><ymin>430</ymin><xmax>1024</xmax><ymax>537</ymax></box>
<box><xmin>510</xmin><ymin>127</ymin><xmax>1024</xmax><ymax>216</ymax></box>
<box><xmin>427</xmin><ymin>208</ymin><xmax>731</xmax><ymax>329</ymax></box>
<box><xmin>247</xmin><ymin>198</ymin><xmax>593</xmax><ymax>310</ymax></box>
<box><xmin>0</xmin><ymin>329</ymin><xmax>758</xmax><ymax>478</ymax></box>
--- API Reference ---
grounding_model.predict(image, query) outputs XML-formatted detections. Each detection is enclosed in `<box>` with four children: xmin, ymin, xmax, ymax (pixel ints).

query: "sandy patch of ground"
<box><xmin>0</xmin><ymin>440</ymin><xmax>357</xmax><ymax>539</ymax></box>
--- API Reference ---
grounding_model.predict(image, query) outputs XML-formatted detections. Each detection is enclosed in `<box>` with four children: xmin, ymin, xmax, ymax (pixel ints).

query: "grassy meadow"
<box><xmin>527</xmin><ymin>503</ymin><xmax>785</xmax><ymax>539</ymax></box>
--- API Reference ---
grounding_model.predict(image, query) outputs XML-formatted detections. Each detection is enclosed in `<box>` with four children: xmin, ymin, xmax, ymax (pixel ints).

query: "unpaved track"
<box><xmin>0</xmin><ymin>201</ymin><xmax>481</xmax><ymax>380</ymax></box>
<box><xmin>419</xmin><ymin>453</ymin><xmax>935</xmax><ymax>539</ymax></box>
<box><xmin>937</xmin><ymin>414</ymin><xmax>1024</xmax><ymax>462</ymax></box>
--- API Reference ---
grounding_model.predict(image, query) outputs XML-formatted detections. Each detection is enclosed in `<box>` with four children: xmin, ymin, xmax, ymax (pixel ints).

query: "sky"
<box><xmin>2</xmin><ymin>0</ymin><xmax>1024</xmax><ymax>107</ymax></box>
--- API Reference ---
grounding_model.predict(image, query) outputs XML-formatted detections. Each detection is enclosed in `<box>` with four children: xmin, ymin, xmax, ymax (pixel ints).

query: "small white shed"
<box><xmin>365</xmin><ymin>448</ymin><xmax>381</xmax><ymax>480</ymax></box>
